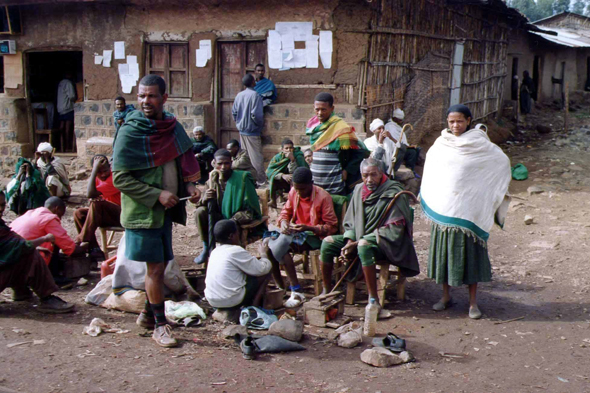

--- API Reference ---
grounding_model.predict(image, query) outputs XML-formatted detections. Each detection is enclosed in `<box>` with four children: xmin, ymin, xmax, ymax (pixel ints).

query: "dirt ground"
<box><xmin>2</xmin><ymin>104</ymin><xmax>590</xmax><ymax>393</ymax></box>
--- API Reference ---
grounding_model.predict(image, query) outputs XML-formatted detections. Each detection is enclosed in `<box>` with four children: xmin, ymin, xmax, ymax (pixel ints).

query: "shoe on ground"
<box><xmin>136</xmin><ymin>312</ymin><xmax>155</xmax><ymax>329</ymax></box>
<box><xmin>432</xmin><ymin>298</ymin><xmax>452</xmax><ymax>311</ymax></box>
<box><xmin>240</xmin><ymin>336</ymin><xmax>256</xmax><ymax>360</ymax></box>
<box><xmin>469</xmin><ymin>305</ymin><xmax>482</xmax><ymax>319</ymax></box>
<box><xmin>38</xmin><ymin>295</ymin><xmax>75</xmax><ymax>314</ymax></box>
<box><xmin>283</xmin><ymin>291</ymin><xmax>306</xmax><ymax>308</ymax></box>
<box><xmin>152</xmin><ymin>325</ymin><xmax>178</xmax><ymax>348</ymax></box>
<box><xmin>89</xmin><ymin>247</ymin><xmax>106</xmax><ymax>263</ymax></box>
<box><xmin>193</xmin><ymin>248</ymin><xmax>209</xmax><ymax>265</ymax></box>
<box><xmin>11</xmin><ymin>287</ymin><xmax>33</xmax><ymax>302</ymax></box>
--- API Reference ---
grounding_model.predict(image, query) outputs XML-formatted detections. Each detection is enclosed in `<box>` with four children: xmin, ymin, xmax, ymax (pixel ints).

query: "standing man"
<box><xmin>113</xmin><ymin>96</ymin><xmax>135</xmax><ymax>132</ymax></box>
<box><xmin>253</xmin><ymin>64</ymin><xmax>277</xmax><ymax>107</ymax></box>
<box><xmin>57</xmin><ymin>71</ymin><xmax>76</xmax><ymax>152</ymax></box>
<box><xmin>306</xmin><ymin>93</ymin><xmax>368</xmax><ymax>195</ymax></box>
<box><xmin>112</xmin><ymin>75</ymin><xmax>201</xmax><ymax>347</ymax></box>
<box><xmin>232</xmin><ymin>74</ymin><xmax>266</xmax><ymax>186</ymax></box>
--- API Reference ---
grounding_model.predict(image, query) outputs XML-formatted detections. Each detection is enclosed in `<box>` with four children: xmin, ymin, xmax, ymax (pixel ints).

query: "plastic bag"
<box><xmin>84</xmin><ymin>275</ymin><xmax>113</xmax><ymax>306</ymax></box>
<box><xmin>511</xmin><ymin>163</ymin><xmax>528</xmax><ymax>180</ymax></box>
<box><xmin>101</xmin><ymin>290</ymin><xmax>146</xmax><ymax>314</ymax></box>
<box><xmin>164</xmin><ymin>300</ymin><xmax>207</xmax><ymax>324</ymax></box>
<box><xmin>240</xmin><ymin>306</ymin><xmax>278</xmax><ymax>330</ymax></box>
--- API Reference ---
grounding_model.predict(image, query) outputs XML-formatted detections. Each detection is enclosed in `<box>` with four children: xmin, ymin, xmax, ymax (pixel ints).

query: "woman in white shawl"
<box><xmin>420</xmin><ymin>104</ymin><xmax>511</xmax><ymax>319</ymax></box>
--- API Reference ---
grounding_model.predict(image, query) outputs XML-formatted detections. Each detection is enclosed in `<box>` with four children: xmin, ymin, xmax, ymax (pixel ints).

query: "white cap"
<box><xmin>37</xmin><ymin>142</ymin><xmax>53</xmax><ymax>153</ymax></box>
<box><xmin>369</xmin><ymin>118</ymin><xmax>384</xmax><ymax>132</ymax></box>
<box><xmin>393</xmin><ymin>108</ymin><xmax>405</xmax><ymax>120</ymax></box>
<box><xmin>193</xmin><ymin>126</ymin><xmax>204</xmax><ymax>133</ymax></box>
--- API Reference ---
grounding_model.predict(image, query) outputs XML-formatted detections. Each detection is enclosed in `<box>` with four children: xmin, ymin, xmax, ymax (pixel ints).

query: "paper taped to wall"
<box><xmin>275</xmin><ymin>22</ymin><xmax>313</xmax><ymax>42</ymax></box>
<box><xmin>114</xmin><ymin>41</ymin><xmax>125</xmax><ymax>60</ymax></box>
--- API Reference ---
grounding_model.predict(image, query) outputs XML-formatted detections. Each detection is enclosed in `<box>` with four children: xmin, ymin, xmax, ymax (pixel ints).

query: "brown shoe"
<box><xmin>152</xmin><ymin>325</ymin><xmax>178</xmax><ymax>348</ymax></box>
<box><xmin>136</xmin><ymin>312</ymin><xmax>155</xmax><ymax>329</ymax></box>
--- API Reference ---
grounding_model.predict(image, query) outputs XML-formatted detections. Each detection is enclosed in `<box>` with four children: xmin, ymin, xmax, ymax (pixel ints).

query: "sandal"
<box><xmin>283</xmin><ymin>291</ymin><xmax>306</xmax><ymax>308</ymax></box>
<box><xmin>372</xmin><ymin>332</ymin><xmax>406</xmax><ymax>353</ymax></box>
<box><xmin>432</xmin><ymin>298</ymin><xmax>453</xmax><ymax>311</ymax></box>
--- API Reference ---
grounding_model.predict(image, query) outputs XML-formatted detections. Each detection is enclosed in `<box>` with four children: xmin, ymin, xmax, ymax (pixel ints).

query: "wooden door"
<box><xmin>218</xmin><ymin>41</ymin><xmax>266</xmax><ymax>147</ymax></box>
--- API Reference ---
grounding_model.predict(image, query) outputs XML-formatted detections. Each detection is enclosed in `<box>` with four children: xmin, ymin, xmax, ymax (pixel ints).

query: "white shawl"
<box><xmin>420</xmin><ymin>128</ymin><xmax>511</xmax><ymax>243</ymax></box>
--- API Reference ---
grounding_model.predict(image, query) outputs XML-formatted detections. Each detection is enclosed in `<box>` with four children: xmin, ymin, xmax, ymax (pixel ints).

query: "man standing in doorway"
<box><xmin>112</xmin><ymin>75</ymin><xmax>201</xmax><ymax>347</ymax></box>
<box><xmin>253</xmin><ymin>64</ymin><xmax>277</xmax><ymax>107</ymax></box>
<box><xmin>57</xmin><ymin>71</ymin><xmax>76</xmax><ymax>152</ymax></box>
<box><xmin>232</xmin><ymin>74</ymin><xmax>266</xmax><ymax>186</ymax></box>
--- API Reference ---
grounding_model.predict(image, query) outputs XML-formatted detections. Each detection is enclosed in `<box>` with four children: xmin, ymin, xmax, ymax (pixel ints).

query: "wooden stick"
<box><xmin>493</xmin><ymin>316</ymin><xmax>524</xmax><ymax>325</ymax></box>
<box><xmin>564</xmin><ymin>82</ymin><xmax>569</xmax><ymax>133</ymax></box>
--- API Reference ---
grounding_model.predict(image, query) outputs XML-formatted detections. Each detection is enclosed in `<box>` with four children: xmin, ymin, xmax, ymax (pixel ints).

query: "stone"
<box><xmin>561</xmin><ymin>172</ymin><xmax>574</xmax><ymax>179</ymax></box>
<box><xmin>89</xmin><ymin>104</ymin><xmax>99</xmax><ymax>113</ymax></box>
<box><xmin>212</xmin><ymin>308</ymin><xmax>240</xmax><ymax>324</ymax></box>
<box><xmin>268</xmin><ymin>319</ymin><xmax>303</xmax><ymax>342</ymax></box>
<box><xmin>524</xmin><ymin>215</ymin><xmax>534</xmax><ymax>225</ymax></box>
<box><xmin>219</xmin><ymin>324</ymin><xmax>248</xmax><ymax>339</ymax></box>
<box><xmin>360</xmin><ymin>347</ymin><xmax>404</xmax><ymax>367</ymax></box>
<box><xmin>536</xmin><ymin>125</ymin><xmax>551</xmax><ymax>134</ymax></box>
<box><xmin>529</xmin><ymin>241</ymin><xmax>560</xmax><ymax>250</ymax></box>
<box><xmin>338</xmin><ymin>331</ymin><xmax>362</xmax><ymax>348</ymax></box>
<box><xmin>396</xmin><ymin>169</ymin><xmax>415</xmax><ymax>182</ymax></box>
<box><xmin>569</xmin><ymin>165</ymin><xmax>583</xmax><ymax>171</ymax></box>
<box><xmin>399</xmin><ymin>351</ymin><xmax>415</xmax><ymax>363</ymax></box>
<box><xmin>527</xmin><ymin>186</ymin><xmax>544</xmax><ymax>196</ymax></box>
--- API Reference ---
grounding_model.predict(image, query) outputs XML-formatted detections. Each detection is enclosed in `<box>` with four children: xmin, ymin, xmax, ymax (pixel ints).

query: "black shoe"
<box><xmin>38</xmin><ymin>295</ymin><xmax>75</xmax><ymax>314</ymax></box>
<box><xmin>53</xmin><ymin>276</ymin><xmax>74</xmax><ymax>289</ymax></box>
<box><xmin>240</xmin><ymin>336</ymin><xmax>256</xmax><ymax>360</ymax></box>
<box><xmin>193</xmin><ymin>247</ymin><xmax>209</xmax><ymax>265</ymax></box>
<box><xmin>89</xmin><ymin>247</ymin><xmax>106</xmax><ymax>264</ymax></box>
<box><xmin>11</xmin><ymin>287</ymin><xmax>32</xmax><ymax>301</ymax></box>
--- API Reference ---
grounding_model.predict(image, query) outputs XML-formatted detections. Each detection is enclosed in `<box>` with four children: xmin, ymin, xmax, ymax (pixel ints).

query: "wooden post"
<box><xmin>516</xmin><ymin>78</ymin><xmax>520</xmax><ymax>125</ymax></box>
<box><xmin>564</xmin><ymin>82</ymin><xmax>569</xmax><ymax>133</ymax></box>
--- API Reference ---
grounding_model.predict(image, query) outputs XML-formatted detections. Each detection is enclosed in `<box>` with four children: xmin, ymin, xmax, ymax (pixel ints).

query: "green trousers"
<box><xmin>320</xmin><ymin>234</ymin><xmax>382</xmax><ymax>267</ymax></box>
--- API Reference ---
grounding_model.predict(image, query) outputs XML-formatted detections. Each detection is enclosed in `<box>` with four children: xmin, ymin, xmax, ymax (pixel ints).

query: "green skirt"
<box><xmin>427</xmin><ymin>225</ymin><xmax>491</xmax><ymax>287</ymax></box>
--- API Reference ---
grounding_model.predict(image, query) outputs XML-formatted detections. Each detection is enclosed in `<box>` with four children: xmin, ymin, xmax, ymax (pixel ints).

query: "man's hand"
<box><xmin>287</xmin><ymin>151</ymin><xmax>295</xmax><ymax>162</ymax></box>
<box><xmin>186</xmin><ymin>183</ymin><xmax>202</xmax><ymax>203</ymax></box>
<box><xmin>34</xmin><ymin>151</ymin><xmax>41</xmax><ymax>160</ymax></box>
<box><xmin>159</xmin><ymin>190</ymin><xmax>179</xmax><ymax>208</ymax></box>
<box><xmin>93</xmin><ymin>155</ymin><xmax>107</xmax><ymax>170</ymax></box>
<box><xmin>44</xmin><ymin>234</ymin><xmax>55</xmax><ymax>244</ymax></box>
<box><xmin>290</xmin><ymin>224</ymin><xmax>314</xmax><ymax>234</ymax></box>
<box><xmin>341</xmin><ymin>240</ymin><xmax>358</xmax><ymax>259</ymax></box>
<box><xmin>117</xmin><ymin>119</ymin><xmax>124</xmax><ymax>125</ymax></box>
<box><xmin>204</xmin><ymin>188</ymin><xmax>217</xmax><ymax>201</ymax></box>
<box><xmin>283</xmin><ymin>174</ymin><xmax>293</xmax><ymax>183</ymax></box>
<box><xmin>342</xmin><ymin>170</ymin><xmax>348</xmax><ymax>182</ymax></box>
<box><xmin>280</xmin><ymin>220</ymin><xmax>291</xmax><ymax>234</ymax></box>
<box><xmin>258</xmin><ymin>237</ymin><xmax>270</xmax><ymax>256</ymax></box>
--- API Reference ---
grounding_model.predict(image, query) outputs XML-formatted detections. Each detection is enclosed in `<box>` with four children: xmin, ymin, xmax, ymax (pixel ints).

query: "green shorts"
<box><xmin>320</xmin><ymin>234</ymin><xmax>383</xmax><ymax>267</ymax></box>
<box><xmin>125</xmin><ymin>214</ymin><xmax>173</xmax><ymax>263</ymax></box>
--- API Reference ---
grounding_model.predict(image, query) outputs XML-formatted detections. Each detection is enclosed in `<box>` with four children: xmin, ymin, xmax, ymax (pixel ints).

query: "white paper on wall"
<box><xmin>94</xmin><ymin>55</ymin><xmax>103</xmax><ymax>65</ymax></box>
<box><xmin>305</xmin><ymin>39</ymin><xmax>318</xmax><ymax>68</ymax></box>
<box><xmin>292</xmin><ymin>49</ymin><xmax>306</xmax><ymax>68</ymax></box>
<box><xmin>118</xmin><ymin>63</ymin><xmax>129</xmax><ymax>76</ymax></box>
<box><xmin>196</xmin><ymin>48</ymin><xmax>208</xmax><ymax>67</ymax></box>
<box><xmin>275</xmin><ymin>22</ymin><xmax>313</xmax><ymax>42</ymax></box>
<box><xmin>282</xmin><ymin>50</ymin><xmax>295</xmax><ymax>68</ymax></box>
<box><xmin>281</xmin><ymin>33</ymin><xmax>295</xmax><ymax>51</ymax></box>
<box><xmin>114</xmin><ymin>41</ymin><xmax>125</xmax><ymax>60</ymax></box>
<box><xmin>268</xmin><ymin>49</ymin><xmax>282</xmax><ymax>69</ymax></box>
<box><xmin>102</xmin><ymin>50</ymin><xmax>112</xmax><ymax>67</ymax></box>
<box><xmin>199</xmin><ymin>40</ymin><xmax>212</xmax><ymax>60</ymax></box>
<box><xmin>268</xmin><ymin>30</ymin><xmax>282</xmax><ymax>51</ymax></box>
<box><xmin>319</xmin><ymin>31</ymin><xmax>333</xmax><ymax>69</ymax></box>
<box><xmin>129</xmin><ymin>63</ymin><xmax>140</xmax><ymax>80</ymax></box>
<box><xmin>127</xmin><ymin>55</ymin><xmax>137</xmax><ymax>64</ymax></box>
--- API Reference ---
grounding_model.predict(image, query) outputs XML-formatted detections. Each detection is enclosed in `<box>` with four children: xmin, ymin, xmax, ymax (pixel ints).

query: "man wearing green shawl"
<box><xmin>5</xmin><ymin>158</ymin><xmax>51</xmax><ymax>215</ymax></box>
<box><xmin>320</xmin><ymin>158</ymin><xmax>419</xmax><ymax>312</ymax></box>
<box><xmin>266</xmin><ymin>138</ymin><xmax>308</xmax><ymax>208</ymax></box>
<box><xmin>194</xmin><ymin>149</ymin><xmax>266</xmax><ymax>265</ymax></box>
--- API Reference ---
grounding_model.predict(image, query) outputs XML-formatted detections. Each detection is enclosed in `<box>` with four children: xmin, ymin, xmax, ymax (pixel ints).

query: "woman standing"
<box><xmin>420</xmin><ymin>105</ymin><xmax>511</xmax><ymax>319</ymax></box>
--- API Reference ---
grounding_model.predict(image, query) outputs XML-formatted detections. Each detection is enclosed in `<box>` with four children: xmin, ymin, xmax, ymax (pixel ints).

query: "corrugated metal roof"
<box><xmin>530</xmin><ymin>27</ymin><xmax>590</xmax><ymax>48</ymax></box>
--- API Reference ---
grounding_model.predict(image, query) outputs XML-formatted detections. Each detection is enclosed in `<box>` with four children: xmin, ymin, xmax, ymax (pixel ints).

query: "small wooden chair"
<box><xmin>33</xmin><ymin>107</ymin><xmax>62</xmax><ymax>150</ymax></box>
<box><xmin>99</xmin><ymin>226</ymin><xmax>125</xmax><ymax>259</ymax></box>
<box><xmin>345</xmin><ymin>263</ymin><xmax>406</xmax><ymax>306</ymax></box>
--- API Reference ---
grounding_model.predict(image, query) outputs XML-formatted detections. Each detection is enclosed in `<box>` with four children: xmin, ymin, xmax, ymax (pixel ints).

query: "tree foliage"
<box><xmin>507</xmin><ymin>0</ymin><xmax>590</xmax><ymax>22</ymax></box>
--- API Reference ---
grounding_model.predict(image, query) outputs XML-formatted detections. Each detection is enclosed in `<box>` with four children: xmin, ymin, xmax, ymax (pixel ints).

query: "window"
<box><xmin>145</xmin><ymin>43</ymin><xmax>189</xmax><ymax>98</ymax></box>
<box><xmin>0</xmin><ymin>6</ymin><xmax>22</xmax><ymax>35</ymax></box>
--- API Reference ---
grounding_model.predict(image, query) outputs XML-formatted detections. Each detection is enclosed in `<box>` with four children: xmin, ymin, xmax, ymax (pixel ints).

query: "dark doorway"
<box><xmin>217</xmin><ymin>41</ymin><xmax>266</xmax><ymax>147</ymax></box>
<box><xmin>511</xmin><ymin>57</ymin><xmax>519</xmax><ymax>100</ymax></box>
<box><xmin>532</xmin><ymin>55</ymin><xmax>540</xmax><ymax>100</ymax></box>
<box><xmin>27</xmin><ymin>51</ymin><xmax>83</xmax><ymax>153</ymax></box>
<box><xmin>585</xmin><ymin>57</ymin><xmax>590</xmax><ymax>91</ymax></box>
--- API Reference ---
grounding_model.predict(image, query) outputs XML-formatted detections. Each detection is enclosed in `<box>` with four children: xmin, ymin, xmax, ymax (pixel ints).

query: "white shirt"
<box><xmin>384</xmin><ymin>121</ymin><xmax>409</xmax><ymax>147</ymax></box>
<box><xmin>57</xmin><ymin>79</ymin><xmax>76</xmax><ymax>115</ymax></box>
<box><xmin>364</xmin><ymin>135</ymin><xmax>397</xmax><ymax>174</ymax></box>
<box><xmin>204</xmin><ymin>244</ymin><xmax>272</xmax><ymax>308</ymax></box>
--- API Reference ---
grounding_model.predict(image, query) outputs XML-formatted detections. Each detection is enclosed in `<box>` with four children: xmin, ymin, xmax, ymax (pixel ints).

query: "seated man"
<box><xmin>73</xmin><ymin>155</ymin><xmax>122</xmax><ymax>262</ymax></box>
<box><xmin>304</xmin><ymin>149</ymin><xmax>313</xmax><ymax>166</ymax></box>
<box><xmin>364</xmin><ymin>118</ymin><xmax>397</xmax><ymax>175</ymax></box>
<box><xmin>35</xmin><ymin>142</ymin><xmax>71</xmax><ymax>198</ymax></box>
<box><xmin>113</xmin><ymin>96</ymin><xmax>135</xmax><ymax>132</ymax></box>
<box><xmin>266</xmin><ymin>138</ymin><xmax>308</xmax><ymax>208</ymax></box>
<box><xmin>384</xmin><ymin>109</ymin><xmax>421</xmax><ymax>175</ymax></box>
<box><xmin>320</xmin><ymin>158</ymin><xmax>420</xmax><ymax>314</ymax></box>
<box><xmin>190</xmin><ymin>126</ymin><xmax>217</xmax><ymax>184</ymax></box>
<box><xmin>205</xmin><ymin>219</ymin><xmax>271</xmax><ymax>309</ymax></box>
<box><xmin>253</xmin><ymin>63</ymin><xmax>277</xmax><ymax>107</ymax></box>
<box><xmin>194</xmin><ymin>149</ymin><xmax>265</xmax><ymax>265</ymax></box>
<box><xmin>10</xmin><ymin>197</ymin><xmax>88</xmax><ymax>280</ymax></box>
<box><xmin>227</xmin><ymin>139</ymin><xmax>257</xmax><ymax>180</ymax></box>
<box><xmin>5</xmin><ymin>157</ymin><xmax>50</xmax><ymax>216</ymax></box>
<box><xmin>266</xmin><ymin>167</ymin><xmax>338</xmax><ymax>307</ymax></box>
<box><xmin>0</xmin><ymin>191</ymin><xmax>74</xmax><ymax>313</ymax></box>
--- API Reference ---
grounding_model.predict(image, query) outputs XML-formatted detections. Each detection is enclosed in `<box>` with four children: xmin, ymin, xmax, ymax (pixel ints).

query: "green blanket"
<box><xmin>266</xmin><ymin>147</ymin><xmax>308</xmax><ymax>198</ymax></box>
<box><xmin>221</xmin><ymin>170</ymin><xmax>263</xmax><ymax>221</ymax></box>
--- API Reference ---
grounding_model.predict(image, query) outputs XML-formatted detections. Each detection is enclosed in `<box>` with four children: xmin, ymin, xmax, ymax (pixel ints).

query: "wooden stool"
<box><xmin>99</xmin><ymin>226</ymin><xmax>124</xmax><ymax>259</ymax></box>
<box><xmin>345</xmin><ymin>263</ymin><xmax>406</xmax><ymax>306</ymax></box>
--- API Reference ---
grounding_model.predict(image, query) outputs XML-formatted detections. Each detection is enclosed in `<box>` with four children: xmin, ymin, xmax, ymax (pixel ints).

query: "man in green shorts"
<box><xmin>112</xmin><ymin>75</ymin><xmax>201</xmax><ymax>348</ymax></box>
<box><xmin>320</xmin><ymin>158</ymin><xmax>419</xmax><ymax>312</ymax></box>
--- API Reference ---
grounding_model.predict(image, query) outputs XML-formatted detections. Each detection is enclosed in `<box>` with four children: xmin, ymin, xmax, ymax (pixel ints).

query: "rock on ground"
<box><xmin>524</xmin><ymin>215</ymin><xmax>534</xmax><ymax>225</ymax></box>
<box><xmin>337</xmin><ymin>331</ymin><xmax>362</xmax><ymax>348</ymax></box>
<box><xmin>527</xmin><ymin>186</ymin><xmax>544</xmax><ymax>196</ymax></box>
<box><xmin>360</xmin><ymin>347</ymin><xmax>404</xmax><ymax>368</ymax></box>
<box><xmin>212</xmin><ymin>309</ymin><xmax>240</xmax><ymax>324</ymax></box>
<box><xmin>219</xmin><ymin>325</ymin><xmax>248</xmax><ymax>339</ymax></box>
<box><xmin>268</xmin><ymin>319</ymin><xmax>303</xmax><ymax>342</ymax></box>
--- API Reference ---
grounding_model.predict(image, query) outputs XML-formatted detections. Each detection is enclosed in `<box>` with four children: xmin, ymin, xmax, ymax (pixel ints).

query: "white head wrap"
<box><xmin>193</xmin><ymin>126</ymin><xmax>204</xmax><ymax>133</ymax></box>
<box><xmin>393</xmin><ymin>108</ymin><xmax>405</xmax><ymax>120</ymax></box>
<box><xmin>37</xmin><ymin>142</ymin><xmax>53</xmax><ymax>153</ymax></box>
<box><xmin>369</xmin><ymin>118</ymin><xmax>384</xmax><ymax>132</ymax></box>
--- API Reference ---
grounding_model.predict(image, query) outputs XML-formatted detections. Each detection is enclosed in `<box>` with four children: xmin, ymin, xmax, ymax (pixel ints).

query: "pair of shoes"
<box><xmin>469</xmin><ymin>305</ymin><xmax>482</xmax><ymax>319</ymax></box>
<box><xmin>11</xmin><ymin>287</ymin><xmax>32</xmax><ymax>302</ymax></box>
<box><xmin>136</xmin><ymin>312</ymin><xmax>155</xmax><ymax>329</ymax></box>
<box><xmin>38</xmin><ymin>295</ymin><xmax>75</xmax><ymax>314</ymax></box>
<box><xmin>193</xmin><ymin>247</ymin><xmax>209</xmax><ymax>265</ymax></box>
<box><xmin>240</xmin><ymin>335</ymin><xmax>256</xmax><ymax>360</ymax></box>
<box><xmin>432</xmin><ymin>298</ymin><xmax>453</xmax><ymax>311</ymax></box>
<box><xmin>372</xmin><ymin>333</ymin><xmax>406</xmax><ymax>353</ymax></box>
<box><xmin>152</xmin><ymin>325</ymin><xmax>178</xmax><ymax>348</ymax></box>
<box><xmin>283</xmin><ymin>291</ymin><xmax>306</xmax><ymax>308</ymax></box>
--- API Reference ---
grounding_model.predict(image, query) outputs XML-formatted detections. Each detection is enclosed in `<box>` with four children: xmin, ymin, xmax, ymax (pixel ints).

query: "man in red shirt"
<box><xmin>267</xmin><ymin>167</ymin><xmax>338</xmax><ymax>307</ymax></box>
<box><xmin>74</xmin><ymin>155</ymin><xmax>122</xmax><ymax>261</ymax></box>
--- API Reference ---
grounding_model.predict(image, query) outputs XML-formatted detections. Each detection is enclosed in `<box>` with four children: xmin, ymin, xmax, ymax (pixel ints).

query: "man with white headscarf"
<box><xmin>364</xmin><ymin>118</ymin><xmax>398</xmax><ymax>174</ymax></box>
<box><xmin>384</xmin><ymin>108</ymin><xmax>420</xmax><ymax>175</ymax></box>
<box><xmin>35</xmin><ymin>142</ymin><xmax>71</xmax><ymax>197</ymax></box>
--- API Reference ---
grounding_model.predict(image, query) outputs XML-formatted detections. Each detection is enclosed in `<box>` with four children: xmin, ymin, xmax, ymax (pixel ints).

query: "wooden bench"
<box><xmin>345</xmin><ymin>263</ymin><xmax>406</xmax><ymax>306</ymax></box>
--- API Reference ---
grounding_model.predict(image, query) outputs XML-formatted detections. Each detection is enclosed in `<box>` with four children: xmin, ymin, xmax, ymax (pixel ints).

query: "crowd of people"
<box><xmin>1</xmin><ymin>71</ymin><xmax>511</xmax><ymax>349</ymax></box>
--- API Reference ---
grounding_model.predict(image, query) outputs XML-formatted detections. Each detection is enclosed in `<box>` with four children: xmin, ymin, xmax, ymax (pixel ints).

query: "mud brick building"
<box><xmin>0</xmin><ymin>0</ymin><xmax>543</xmax><ymax>175</ymax></box>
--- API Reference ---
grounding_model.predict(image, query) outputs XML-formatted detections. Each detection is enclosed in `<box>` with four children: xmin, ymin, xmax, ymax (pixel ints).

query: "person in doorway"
<box><xmin>193</xmin><ymin>149</ymin><xmax>265</xmax><ymax>265</ymax></box>
<box><xmin>232</xmin><ymin>74</ymin><xmax>266</xmax><ymax>186</ymax></box>
<box><xmin>364</xmin><ymin>118</ymin><xmax>397</xmax><ymax>175</ymax></box>
<box><xmin>205</xmin><ymin>219</ymin><xmax>271</xmax><ymax>309</ymax></box>
<box><xmin>35</xmin><ymin>142</ymin><xmax>71</xmax><ymax>198</ymax></box>
<box><xmin>320</xmin><ymin>158</ymin><xmax>419</xmax><ymax>313</ymax></box>
<box><xmin>266</xmin><ymin>138</ymin><xmax>308</xmax><ymax>208</ymax></box>
<box><xmin>306</xmin><ymin>92</ymin><xmax>369</xmax><ymax>195</ymax></box>
<box><xmin>113</xmin><ymin>96</ymin><xmax>135</xmax><ymax>132</ymax></box>
<box><xmin>112</xmin><ymin>74</ymin><xmax>201</xmax><ymax>347</ymax></box>
<box><xmin>384</xmin><ymin>109</ymin><xmax>420</xmax><ymax>175</ymax></box>
<box><xmin>57</xmin><ymin>71</ymin><xmax>77</xmax><ymax>152</ymax></box>
<box><xmin>253</xmin><ymin>63</ymin><xmax>277</xmax><ymax>107</ymax></box>
<box><xmin>73</xmin><ymin>155</ymin><xmax>121</xmax><ymax>262</ymax></box>
<box><xmin>520</xmin><ymin>71</ymin><xmax>535</xmax><ymax>115</ymax></box>
<box><xmin>0</xmin><ymin>191</ymin><xmax>75</xmax><ymax>313</ymax></box>
<box><xmin>227</xmin><ymin>139</ymin><xmax>257</xmax><ymax>179</ymax></box>
<box><xmin>421</xmin><ymin>104</ymin><xmax>511</xmax><ymax>319</ymax></box>
<box><xmin>304</xmin><ymin>149</ymin><xmax>313</xmax><ymax>166</ymax></box>
<box><xmin>190</xmin><ymin>126</ymin><xmax>217</xmax><ymax>184</ymax></box>
<box><xmin>5</xmin><ymin>157</ymin><xmax>50</xmax><ymax>216</ymax></box>
<box><xmin>267</xmin><ymin>167</ymin><xmax>338</xmax><ymax>308</ymax></box>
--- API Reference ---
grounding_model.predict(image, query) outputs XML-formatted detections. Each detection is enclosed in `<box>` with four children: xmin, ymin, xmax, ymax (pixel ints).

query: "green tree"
<box><xmin>572</xmin><ymin>0</ymin><xmax>586</xmax><ymax>14</ymax></box>
<box><xmin>553</xmin><ymin>0</ymin><xmax>570</xmax><ymax>14</ymax></box>
<box><xmin>536</xmin><ymin>0</ymin><xmax>555</xmax><ymax>20</ymax></box>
